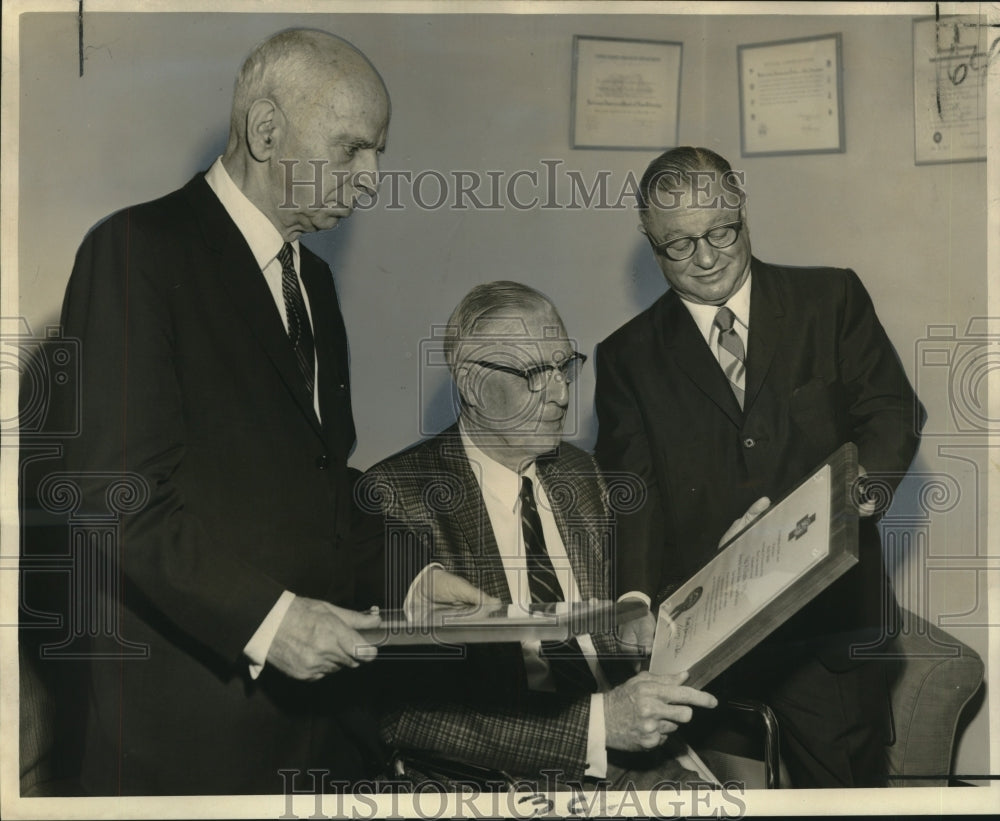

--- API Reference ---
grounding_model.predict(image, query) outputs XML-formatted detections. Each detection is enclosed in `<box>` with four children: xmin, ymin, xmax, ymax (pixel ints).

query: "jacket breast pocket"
<box><xmin>790</xmin><ymin>376</ymin><xmax>836</xmax><ymax>409</ymax></box>
<box><xmin>789</xmin><ymin>377</ymin><xmax>845</xmax><ymax>444</ymax></box>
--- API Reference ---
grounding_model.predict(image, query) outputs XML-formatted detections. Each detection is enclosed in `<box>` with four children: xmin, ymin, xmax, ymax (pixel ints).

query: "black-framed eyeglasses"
<box><xmin>646</xmin><ymin>220</ymin><xmax>743</xmax><ymax>261</ymax></box>
<box><xmin>469</xmin><ymin>352</ymin><xmax>588</xmax><ymax>392</ymax></box>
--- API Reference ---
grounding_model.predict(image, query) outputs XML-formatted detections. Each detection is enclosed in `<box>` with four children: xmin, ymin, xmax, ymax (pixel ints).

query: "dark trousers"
<box><xmin>756</xmin><ymin>652</ymin><xmax>892</xmax><ymax>787</ymax></box>
<box><xmin>695</xmin><ymin>636</ymin><xmax>897</xmax><ymax>788</ymax></box>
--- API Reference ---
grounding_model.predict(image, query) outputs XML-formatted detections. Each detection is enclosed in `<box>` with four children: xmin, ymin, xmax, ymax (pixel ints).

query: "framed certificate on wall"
<box><xmin>571</xmin><ymin>35</ymin><xmax>682</xmax><ymax>150</ymax></box>
<box><xmin>913</xmin><ymin>15</ymin><xmax>990</xmax><ymax>164</ymax></box>
<box><xmin>650</xmin><ymin>443</ymin><xmax>860</xmax><ymax>688</ymax></box>
<box><xmin>738</xmin><ymin>33</ymin><xmax>845</xmax><ymax>156</ymax></box>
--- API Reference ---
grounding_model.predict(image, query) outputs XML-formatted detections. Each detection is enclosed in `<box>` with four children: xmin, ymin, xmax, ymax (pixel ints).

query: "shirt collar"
<box><xmin>458</xmin><ymin>422</ymin><xmax>538</xmax><ymax>514</ymax></box>
<box><xmin>204</xmin><ymin>156</ymin><xmax>298</xmax><ymax>271</ymax></box>
<box><xmin>678</xmin><ymin>268</ymin><xmax>752</xmax><ymax>344</ymax></box>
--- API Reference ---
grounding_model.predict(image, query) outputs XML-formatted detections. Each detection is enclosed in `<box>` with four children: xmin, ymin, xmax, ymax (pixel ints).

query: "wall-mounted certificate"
<box><xmin>571</xmin><ymin>36</ymin><xmax>682</xmax><ymax>150</ymax></box>
<box><xmin>913</xmin><ymin>15</ymin><xmax>990</xmax><ymax>164</ymax></box>
<box><xmin>738</xmin><ymin>33</ymin><xmax>845</xmax><ymax>156</ymax></box>
<box><xmin>649</xmin><ymin>443</ymin><xmax>859</xmax><ymax>688</ymax></box>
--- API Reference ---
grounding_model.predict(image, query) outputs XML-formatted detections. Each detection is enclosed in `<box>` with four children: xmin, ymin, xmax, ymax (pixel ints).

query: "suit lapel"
<box><xmin>658</xmin><ymin>291</ymin><xmax>743</xmax><ymax>427</ymax></box>
<box><xmin>744</xmin><ymin>259</ymin><xmax>785</xmax><ymax>413</ymax></box>
<box><xmin>300</xmin><ymin>253</ymin><xmax>354</xmax><ymax>453</ymax></box>
<box><xmin>432</xmin><ymin>429</ymin><xmax>513</xmax><ymax>603</ymax></box>
<box><xmin>183</xmin><ymin>175</ymin><xmax>322</xmax><ymax>439</ymax></box>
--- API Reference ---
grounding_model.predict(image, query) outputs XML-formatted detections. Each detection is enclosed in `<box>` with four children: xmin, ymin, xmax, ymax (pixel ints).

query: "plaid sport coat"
<box><xmin>359</xmin><ymin>423</ymin><xmax>626</xmax><ymax>780</ymax></box>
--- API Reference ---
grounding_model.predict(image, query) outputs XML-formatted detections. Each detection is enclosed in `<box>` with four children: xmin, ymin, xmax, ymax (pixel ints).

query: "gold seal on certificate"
<box><xmin>650</xmin><ymin>442</ymin><xmax>861</xmax><ymax>688</ymax></box>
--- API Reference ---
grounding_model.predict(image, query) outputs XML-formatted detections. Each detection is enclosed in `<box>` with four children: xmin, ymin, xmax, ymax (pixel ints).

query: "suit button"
<box><xmin>315</xmin><ymin>454</ymin><xmax>329</xmax><ymax>469</ymax></box>
<box><xmin>743</xmin><ymin>437</ymin><xmax>756</xmax><ymax>449</ymax></box>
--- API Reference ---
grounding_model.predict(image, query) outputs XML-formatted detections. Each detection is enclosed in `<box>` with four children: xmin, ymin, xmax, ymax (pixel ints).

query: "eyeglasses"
<box><xmin>469</xmin><ymin>352</ymin><xmax>588</xmax><ymax>392</ymax></box>
<box><xmin>646</xmin><ymin>220</ymin><xmax>743</xmax><ymax>261</ymax></box>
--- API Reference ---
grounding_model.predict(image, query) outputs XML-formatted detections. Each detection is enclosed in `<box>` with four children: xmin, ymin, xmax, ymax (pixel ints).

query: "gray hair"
<box><xmin>444</xmin><ymin>281</ymin><xmax>557</xmax><ymax>372</ymax></box>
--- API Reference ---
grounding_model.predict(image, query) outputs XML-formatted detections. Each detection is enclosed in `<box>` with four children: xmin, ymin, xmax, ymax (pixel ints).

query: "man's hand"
<box><xmin>604</xmin><ymin>671</ymin><xmax>717</xmax><ymax>752</ymax></box>
<box><xmin>266</xmin><ymin>597</ymin><xmax>381</xmax><ymax>681</ymax></box>
<box><xmin>718</xmin><ymin>496</ymin><xmax>771</xmax><ymax>548</ymax></box>
<box><xmin>856</xmin><ymin>464</ymin><xmax>877</xmax><ymax>517</ymax></box>
<box><xmin>404</xmin><ymin>565</ymin><xmax>500</xmax><ymax>622</ymax></box>
<box><xmin>616</xmin><ymin>605</ymin><xmax>656</xmax><ymax>667</ymax></box>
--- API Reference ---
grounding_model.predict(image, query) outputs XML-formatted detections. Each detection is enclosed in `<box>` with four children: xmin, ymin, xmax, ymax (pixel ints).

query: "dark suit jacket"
<box><xmin>58</xmin><ymin>174</ymin><xmax>383</xmax><ymax>794</ymax></box>
<box><xmin>360</xmin><ymin>426</ymin><xmax>623</xmax><ymax>781</ymax></box>
<box><xmin>594</xmin><ymin>259</ymin><xmax>924</xmax><ymax>649</ymax></box>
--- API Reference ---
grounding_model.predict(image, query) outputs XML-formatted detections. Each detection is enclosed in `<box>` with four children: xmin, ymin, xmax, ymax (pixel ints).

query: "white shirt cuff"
<box><xmin>244</xmin><ymin>590</ymin><xmax>296</xmax><ymax>680</ymax></box>
<box><xmin>402</xmin><ymin>561</ymin><xmax>445</xmax><ymax>620</ymax></box>
<box><xmin>618</xmin><ymin>590</ymin><xmax>651</xmax><ymax>608</ymax></box>
<box><xmin>584</xmin><ymin>692</ymin><xmax>607</xmax><ymax>778</ymax></box>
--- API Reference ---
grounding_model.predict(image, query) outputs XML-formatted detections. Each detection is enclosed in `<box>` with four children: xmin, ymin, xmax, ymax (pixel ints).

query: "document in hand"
<box><xmin>649</xmin><ymin>442</ymin><xmax>860</xmax><ymax>688</ymax></box>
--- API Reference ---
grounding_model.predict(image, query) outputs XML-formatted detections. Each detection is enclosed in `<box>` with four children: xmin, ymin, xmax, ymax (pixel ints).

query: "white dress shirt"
<box><xmin>459</xmin><ymin>424</ymin><xmax>611</xmax><ymax>777</ymax></box>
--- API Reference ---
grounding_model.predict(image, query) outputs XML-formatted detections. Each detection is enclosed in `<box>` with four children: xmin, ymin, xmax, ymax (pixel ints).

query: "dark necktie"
<box><xmin>519</xmin><ymin>476</ymin><xmax>598</xmax><ymax>694</ymax></box>
<box><xmin>714</xmin><ymin>305</ymin><xmax>746</xmax><ymax>408</ymax></box>
<box><xmin>277</xmin><ymin>242</ymin><xmax>315</xmax><ymax>398</ymax></box>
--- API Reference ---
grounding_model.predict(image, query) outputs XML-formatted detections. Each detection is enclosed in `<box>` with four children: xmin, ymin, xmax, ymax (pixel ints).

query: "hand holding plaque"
<box><xmin>717</xmin><ymin>495</ymin><xmax>772</xmax><ymax>549</ymax></box>
<box><xmin>649</xmin><ymin>443</ymin><xmax>860</xmax><ymax>688</ymax></box>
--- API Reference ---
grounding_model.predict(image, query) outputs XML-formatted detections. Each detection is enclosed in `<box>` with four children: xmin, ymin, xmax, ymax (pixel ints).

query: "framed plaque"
<box><xmin>737</xmin><ymin>33</ymin><xmax>845</xmax><ymax>156</ymax></box>
<box><xmin>649</xmin><ymin>442</ymin><xmax>860</xmax><ymax>688</ymax></box>
<box><xmin>571</xmin><ymin>35</ymin><xmax>682</xmax><ymax>150</ymax></box>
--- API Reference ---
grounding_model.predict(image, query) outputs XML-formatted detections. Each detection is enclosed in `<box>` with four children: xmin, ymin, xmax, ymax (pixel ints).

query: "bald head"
<box><xmin>222</xmin><ymin>29</ymin><xmax>391</xmax><ymax>240</ymax></box>
<box><xmin>227</xmin><ymin>29</ymin><xmax>387</xmax><ymax>152</ymax></box>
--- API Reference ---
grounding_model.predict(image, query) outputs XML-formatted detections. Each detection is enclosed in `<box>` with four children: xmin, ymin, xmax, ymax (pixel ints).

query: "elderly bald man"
<box><xmin>58</xmin><ymin>28</ymin><xmax>474</xmax><ymax>795</ymax></box>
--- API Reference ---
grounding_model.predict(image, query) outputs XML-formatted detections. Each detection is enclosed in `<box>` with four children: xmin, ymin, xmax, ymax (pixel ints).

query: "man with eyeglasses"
<box><xmin>360</xmin><ymin>281</ymin><xmax>721</xmax><ymax>788</ymax></box>
<box><xmin>594</xmin><ymin>147</ymin><xmax>924</xmax><ymax>787</ymax></box>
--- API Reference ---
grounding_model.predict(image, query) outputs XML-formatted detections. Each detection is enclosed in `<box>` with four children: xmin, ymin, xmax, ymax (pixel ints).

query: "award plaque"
<box><xmin>649</xmin><ymin>442</ymin><xmax>860</xmax><ymax>688</ymax></box>
<box><xmin>359</xmin><ymin>597</ymin><xmax>649</xmax><ymax>647</ymax></box>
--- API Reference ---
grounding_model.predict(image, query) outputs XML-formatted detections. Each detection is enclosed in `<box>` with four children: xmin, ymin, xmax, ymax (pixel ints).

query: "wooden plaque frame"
<box><xmin>650</xmin><ymin>442</ymin><xmax>860</xmax><ymax>688</ymax></box>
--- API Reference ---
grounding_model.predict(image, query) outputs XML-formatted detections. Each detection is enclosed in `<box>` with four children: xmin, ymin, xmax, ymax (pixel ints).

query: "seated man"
<box><xmin>360</xmin><ymin>281</ymin><xmax>721</xmax><ymax>789</ymax></box>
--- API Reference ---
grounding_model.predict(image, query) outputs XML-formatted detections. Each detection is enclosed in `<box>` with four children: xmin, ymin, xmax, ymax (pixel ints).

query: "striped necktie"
<box><xmin>714</xmin><ymin>306</ymin><xmax>745</xmax><ymax>408</ymax></box>
<box><xmin>519</xmin><ymin>476</ymin><xmax>598</xmax><ymax>694</ymax></box>
<box><xmin>277</xmin><ymin>243</ymin><xmax>315</xmax><ymax>398</ymax></box>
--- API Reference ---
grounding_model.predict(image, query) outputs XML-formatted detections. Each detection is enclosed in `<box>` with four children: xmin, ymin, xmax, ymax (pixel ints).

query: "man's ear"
<box><xmin>453</xmin><ymin>364</ymin><xmax>481</xmax><ymax>409</ymax></box>
<box><xmin>246</xmin><ymin>98</ymin><xmax>282</xmax><ymax>162</ymax></box>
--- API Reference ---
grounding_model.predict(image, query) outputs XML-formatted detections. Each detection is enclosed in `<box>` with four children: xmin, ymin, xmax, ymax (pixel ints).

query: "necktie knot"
<box><xmin>277</xmin><ymin>242</ymin><xmax>295</xmax><ymax>272</ymax></box>
<box><xmin>714</xmin><ymin>305</ymin><xmax>736</xmax><ymax>333</ymax></box>
<box><xmin>519</xmin><ymin>475</ymin><xmax>535</xmax><ymax>506</ymax></box>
